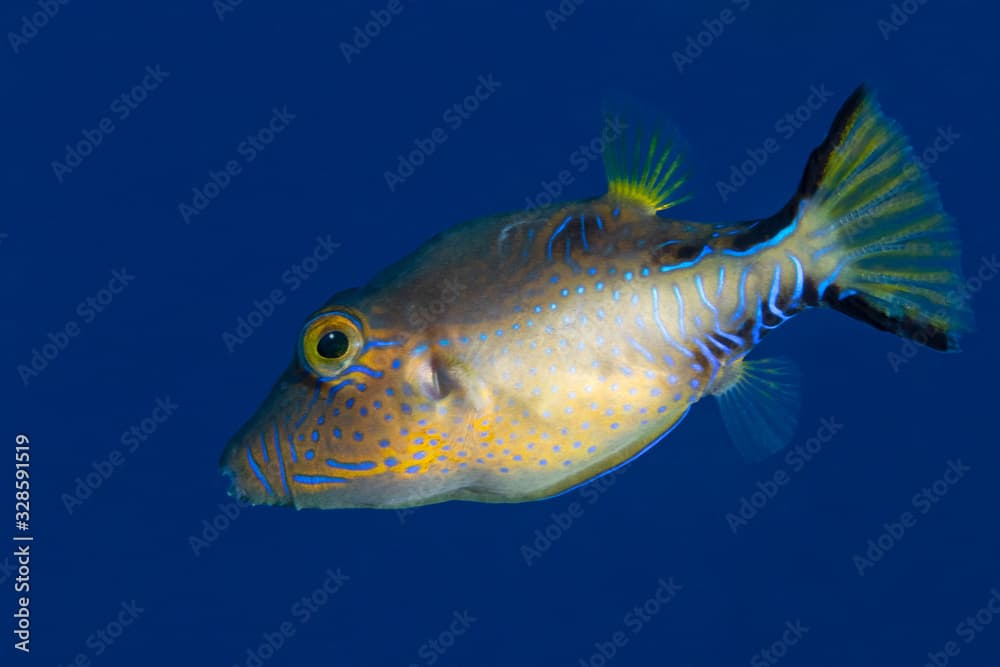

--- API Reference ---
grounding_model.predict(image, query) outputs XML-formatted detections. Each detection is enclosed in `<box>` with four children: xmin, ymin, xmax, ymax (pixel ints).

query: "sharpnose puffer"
<box><xmin>221</xmin><ymin>86</ymin><xmax>971</xmax><ymax>510</ymax></box>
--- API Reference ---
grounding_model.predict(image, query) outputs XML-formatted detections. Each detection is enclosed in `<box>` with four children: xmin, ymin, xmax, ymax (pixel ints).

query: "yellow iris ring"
<box><xmin>298</xmin><ymin>312</ymin><xmax>364</xmax><ymax>379</ymax></box>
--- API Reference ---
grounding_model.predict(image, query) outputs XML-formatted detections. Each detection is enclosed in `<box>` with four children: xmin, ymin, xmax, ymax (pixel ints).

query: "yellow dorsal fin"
<box><xmin>602</xmin><ymin>105</ymin><xmax>692</xmax><ymax>215</ymax></box>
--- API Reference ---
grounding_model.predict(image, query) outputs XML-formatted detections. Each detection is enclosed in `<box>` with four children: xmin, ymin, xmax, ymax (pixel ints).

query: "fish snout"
<box><xmin>219</xmin><ymin>428</ymin><xmax>295</xmax><ymax>507</ymax></box>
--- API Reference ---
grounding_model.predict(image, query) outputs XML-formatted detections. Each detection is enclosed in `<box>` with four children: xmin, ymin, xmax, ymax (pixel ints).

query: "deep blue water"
<box><xmin>4</xmin><ymin>1</ymin><xmax>999</xmax><ymax>665</ymax></box>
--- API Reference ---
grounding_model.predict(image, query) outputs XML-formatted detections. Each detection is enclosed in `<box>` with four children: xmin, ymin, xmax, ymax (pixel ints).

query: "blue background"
<box><xmin>4</xmin><ymin>1</ymin><xmax>999</xmax><ymax>665</ymax></box>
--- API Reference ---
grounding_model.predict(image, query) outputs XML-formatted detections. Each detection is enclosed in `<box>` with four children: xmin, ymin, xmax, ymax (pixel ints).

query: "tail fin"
<box><xmin>795</xmin><ymin>86</ymin><xmax>973</xmax><ymax>351</ymax></box>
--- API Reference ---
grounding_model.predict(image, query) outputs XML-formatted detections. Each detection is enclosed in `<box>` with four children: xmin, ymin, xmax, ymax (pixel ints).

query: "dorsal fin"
<box><xmin>602</xmin><ymin>102</ymin><xmax>692</xmax><ymax>215</ymax></box>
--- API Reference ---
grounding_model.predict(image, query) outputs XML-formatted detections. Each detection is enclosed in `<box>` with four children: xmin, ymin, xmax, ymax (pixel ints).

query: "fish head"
<box><xmin>220</xmin><ymin>290</ymin><xmax>483</xmax><ymax>510</ymax></box>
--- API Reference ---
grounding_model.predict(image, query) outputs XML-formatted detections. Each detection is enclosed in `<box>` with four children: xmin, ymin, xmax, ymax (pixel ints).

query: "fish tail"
<box><xmin>792</xmin><ymin>86</ymin><xmax>973</xmax><ymax>351</ymax></box>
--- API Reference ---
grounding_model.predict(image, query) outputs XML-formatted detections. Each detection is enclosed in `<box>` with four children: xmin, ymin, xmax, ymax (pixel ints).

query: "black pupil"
<box><xmin>317</xmin><ymin>330</ymin><xmax>350</xmax><ymax>359</ymax></box>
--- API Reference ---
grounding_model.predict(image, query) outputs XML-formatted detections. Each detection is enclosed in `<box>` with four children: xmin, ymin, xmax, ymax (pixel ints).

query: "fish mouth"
<box><xmin>219</xmin><ymin>434</ymin><xmax>294</xmax><ymax>508</ymax></box>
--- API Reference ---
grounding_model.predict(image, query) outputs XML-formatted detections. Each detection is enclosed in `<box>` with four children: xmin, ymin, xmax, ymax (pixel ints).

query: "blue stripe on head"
<box><xmin>246</xmin><ymin>445</ymin><xmax>275</xmax><ymax>496</ymax></box>
<box><xmin>293</xmin><ymin>474</ymin><xmax>349</xmax><ymax>485</ymax></box>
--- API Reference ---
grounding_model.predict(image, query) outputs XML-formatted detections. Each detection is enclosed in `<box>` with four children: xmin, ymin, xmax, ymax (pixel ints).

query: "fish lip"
<box><xmin>218</xmin><ymin>436</ymin><xmax>294</xmax><ymax>508</ymax></box>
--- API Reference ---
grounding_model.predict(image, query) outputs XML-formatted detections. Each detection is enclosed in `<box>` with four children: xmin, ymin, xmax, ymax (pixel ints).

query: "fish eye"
<box><xmin>317</xmin><ymin>330</ymin><xmax>350</xmax><ymax>359</ymax></box>
<box><xmin>299</xmin><ymin>312</ymin><xmax>364</xmax><ymax>379</ymax></box>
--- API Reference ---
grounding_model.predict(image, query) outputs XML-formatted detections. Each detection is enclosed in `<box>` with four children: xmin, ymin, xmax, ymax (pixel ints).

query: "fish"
<box><xmin>220</xmin><ymin>86</ymin><xmax>973</xmax><ymax>510</ymax></box>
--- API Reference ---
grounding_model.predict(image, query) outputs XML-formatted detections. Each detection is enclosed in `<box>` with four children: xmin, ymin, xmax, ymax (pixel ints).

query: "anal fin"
<box><xmin>710</xmin><ymin>357</ymin><xmax>801</xmax><ymax>462</ymax></box>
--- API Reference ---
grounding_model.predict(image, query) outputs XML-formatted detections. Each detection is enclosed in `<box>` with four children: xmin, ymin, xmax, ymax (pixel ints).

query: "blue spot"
<box><xmin>500</xmin><ymin>467</ymin><xmax>509</xmax><ymax>473</ymax></box>
<box><xmin>576</xmin><ymin>286</ymin><xmax>585</xmax><ymax>294</ymax></box>
<box><xmin>513</xmin><ymin>454</ymin><xmax>523</xmax><ymax>461</ymax></box>
<box><xmin>386</xmin><ymin>388</ymin><xmax>395</xmax><ymax>396</ymax></box>
<box><xmin>560</xmin><ymin>288</ymin><xmax>569</xmax><ymax>297</ymax></box>
<box><xmin>334</xmin><ymin>427</ymin><xmax>342</xmax><ymax>439</ymax></box>
<box><xmin>310</xmin><ymin>431</ymin><xmax>319</xmax><ymax>442</ymax></box>
<box><xmin>564</xmin><ymin>460</ymin><xmax>572</xmax><ymax>466</ymax></box>
<box><xmin>480</xmin><ymin>333</ymin><xmax>489</xmax><ymax>340</ymax></box>
<box><xmin>513</xmin><ymin>323</ymin><xmax>521</xmax><ymax>330</ymax></box>
<box><xmin>414</xmin><ymin>437</ymin><xmax>424</xmax><ymax>445</ymax></box>
<box><xmin>534</xmin><ymin>305</ymin><xmax>542</xmax><ymax>313</ymax></box>
<box><xmin>379</xmin><ymin>439</ymin><xmax>390</xmax><ymax>448</ymax></box>
<box><xmin>405</xmin><ymin>465</ymin><xmax>420</xmax><ymax>474</ymax></box>
<box><xmin>385</xmin><ymin>457</ymin><xmax>399</xmax><ymax>467</ymax></box>
<box><xmin>385</xmin><ymin>414</ymin><xmax>393</xmax><ymax>421</ymax></box>
<box><xmin>496</xmin><ymin>329</ymin><xmax>503</xmax><ymax>336</ymax></box>
<box><xmin>539</xmin><ymin>459</ymin><xmax>548</xmax><ymax>466</ymax></box>
<box><xmin>551</xmin><ymin>274</ymin><xmax>560</xmax><ymax>283</ymax></box>
<box><xmin>304</xmin><ymin>450</ymin><xmax>315</xmax><ymax>460</ymax></box>
<box><xmin>588</xmin><ymin>445</ymin><xmax>597</xmax><ymax>453</ymax></box>
<box><xmin>392</xmin><ymin>359</ymin><xmax>401</xmax><ymax>369</ymax></box>
<box><xmin>641</xmin><ymin>267</ymin><xmax>650</xmax><ymax>277</ymax></box>
<box><xmin>360</xmin><ymin>407</ymin><xmax>368</xmax><ymax>416</ymax></box>
<box><xmin>690</xmin><ymin>379</ymin><xmax>700</xmax><ymax>389</ymax></box>
<box><xmin>401</xmin><ymin>404</ymin><xmax>412</xmax><ymax>414</ymax></box>
<box><xmin>345</xmin><ymin>398</ymin><xmax>355</xmax><ymax>409</ymax></box>
<box><xmin>460</xmin><ymin>336</ymin><xmax>470</xmax><ymax>344</ymax></box>
<box><xmin>353</xmin><ymin>432</ymin><xmax>363</xmax><ymax>442</ymax></box>
<box><xmin>316</xmin><ymin>416</ymin><xmax>325</xmax><ymax>425</ymax></box>
<box><xmin>595</xmin><ymin>281</ymin><xmax>605</xmax><ymax>291</ymax></box>
<box><xmin>374</xmin><ymin>400</ymin><xmax>382</xmax><ymax>409</ymax></box>
<box><xmin>625</xmin><ymin>271</ymin><xmax>634</xmax><ymax>281</ymax></box>
<box><xmin>611</xmin><ymin>423</ymin><xmax>619</xmax><ymax>429</ymax></box>
<box><xmin>587</xmin><ymin>267</ymin><xmax>597</xmax><ymax>276</ymax></box>
<box><xmin>658</xmin><ymin>406</ymin><xmax>667</xmax><ymax>413</ymax></box>
<box><xmin>439</xmin><ymin>339</ymin><xmax>450</xmax><ymax>346</ymax></box>
<box><xmin>609</xmin><ymin>267</ymin><xmax>617</xmax><ymax>275</ymax></box>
